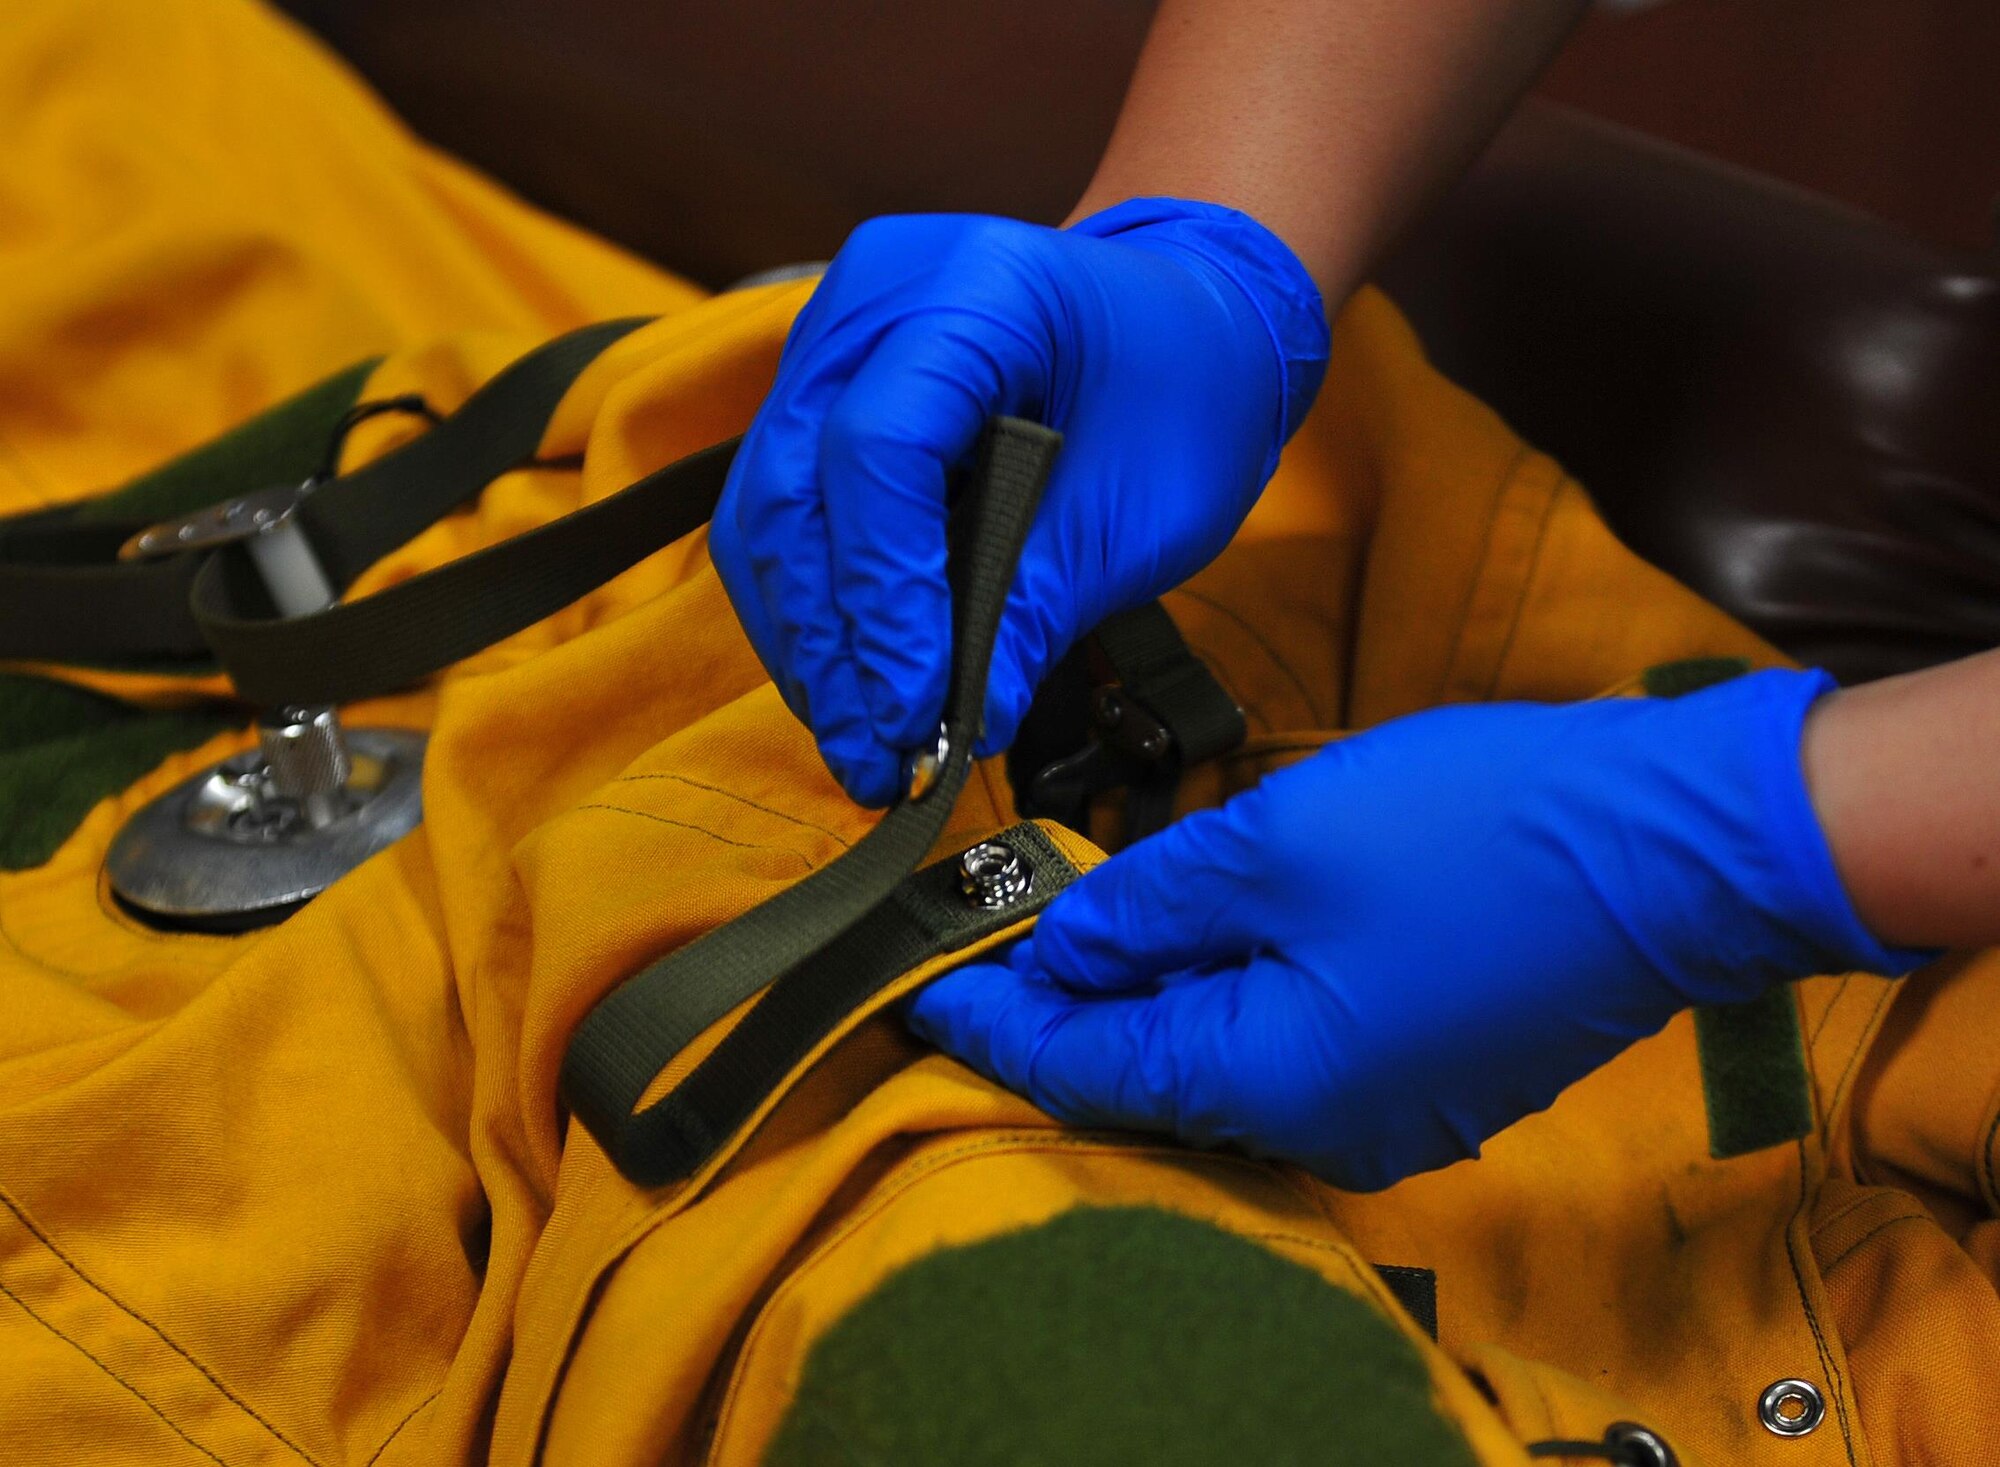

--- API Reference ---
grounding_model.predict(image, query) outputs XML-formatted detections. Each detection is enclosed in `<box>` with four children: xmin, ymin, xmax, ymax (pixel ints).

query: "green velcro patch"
<box><xmin>1694</xmin><ymin>990</ymin><xmax>1815</xmax><ymax>1159</ymax></box>
<box><xmin>69</xmin><ymin>357</ymin><xmax>381</xmax><ymax>526</ymax></box>
<box><xmin>1640</xmin><ymin>656</ymin><xmax>1754</xmax><ymax>700</ymax></box>
<box><xmin>0</xmin><ymin>674</ymin><xmax>236</xmax><ymax>871</ymax></box>
<box><xmin>763</xmin><ymin>1205</ymin><xmax>1479</xmax><ymax>1467</ymax></box>
<box><xmin>1643</xmin><ymin>655</ymin><xmax>1816</xmax><ymax>1160</ymax></box>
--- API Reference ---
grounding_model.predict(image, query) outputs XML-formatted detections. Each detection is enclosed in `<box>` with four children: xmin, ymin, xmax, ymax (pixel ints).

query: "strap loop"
<box><xmin>0</xmin><ymin>317</ymin><xmax>648</xmax><ymax>672</ymax></box>
<box><xmin>560</xmin><ymin>418</ymin><xmax>1063</xmax><ymax>1186</ymax></box>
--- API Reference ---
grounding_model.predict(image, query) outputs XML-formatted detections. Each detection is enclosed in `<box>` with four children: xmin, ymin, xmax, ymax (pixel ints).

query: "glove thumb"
<box><xmin>1024</xmin><ymin>801</ymin><xmax>1263</xmax><ymax>996</ymax></box>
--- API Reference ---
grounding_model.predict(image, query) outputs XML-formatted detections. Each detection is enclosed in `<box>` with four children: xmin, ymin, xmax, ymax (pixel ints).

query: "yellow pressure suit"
<box><xmin>0</xmin><ymin>4</ymin><xmax>1994</xmax><ymax>1465</ymax></box>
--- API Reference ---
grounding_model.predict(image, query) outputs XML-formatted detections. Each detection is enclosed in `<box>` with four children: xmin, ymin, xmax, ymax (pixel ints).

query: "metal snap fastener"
<box><xmin>1604</xmin><ymin>1421</ymin><xmax>1677</xmax><ymax>1467</ymax></box>
<box><xmin>958</xmin><ymin>839</ymin><xmax>1032</xmax><ymax>910</ymax></box>
<box><xmin>1758</xmin><ymin>1379</ymin><xmax>1825</xmax><ymax>1438</ymax></box>
<box><xmin>904</xmin><ymin>723</ymin><xmax>950</xmax><ymax>803</ymax></box>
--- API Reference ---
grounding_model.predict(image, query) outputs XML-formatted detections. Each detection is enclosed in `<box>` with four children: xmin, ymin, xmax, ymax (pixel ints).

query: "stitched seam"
<box><xmin>1783</xmin><ymin>1144</ymin><xmax>1858</xmax><ymax>1465</ymax></box>
<box><xmin>1817</xmin><ymin>1211</ymin><xmax>1929</xmax><ymax>1278</ymax></box>
<box><xmin>713</xmin><ymin>1133</ymin><xmax>1258</xmax><ymax>1441</ymax></box>
<box><xmin>1477</xmin><ymin>462</ymin><xmax>1565</xmax><ymax>702</ymax></box>
<box><xmin>363</xmin><ymin>1389</ymin><xmax>438</xmax><ymax>1467</ymax></box>
<box><xmin>1237</xmin><ymin>1227</ymin><xmax>1395</xmax><ymax>1303</ymax></box>
<box><xmin>0</xmin><ymin>1185</ymin><xmax>317</xmax><ymax>1464</ymax></box>
<box><xmin>1807</xmin><ymin>974</ymin><xmax>1855</xmax><ymax>1047</ymax></box>
<box><xmin>1808</xmin><ymin>1191</ymin><xmax>1896</xmax><ymax>1244</ymax></box>
<box><xmin>713</xmin><ymin>1134</ymin><xmax>1470</xmax><ymax>1451</ymax></box>
<box><xmin>609</xmin><ymin>774</ymin><xmax>854</xmax><ymax>849</ymax></box>
<box><xmin>574</xmin><ymin>805</ymin><xmax>817</xmax><ymax>874</ymax></box>
<box><xmin>0</xmin><ymin>1277</ymin><xmax>225</xmax><ymax>1465</ymax></box>
<box><xmin>1165</xmin><ymin>588</ymin><xmax>1325</xmax><ymax>726</ymax></box>
<box><xmin>1980</xmin><ymin>1082</ymin><xmax>2000</xmax><ymax>1214</ymax></box>
<box><xmin>709</xmin><ymin>1131</ymin><xmax>1103</xmax><ymax>1445</ymax></box>
<box><xmin>1527</xmin><ymin>1363</ymin><xmax>1566</xmax><ymax>1443</ymax></box>
<box><xmin>1430</xmin><ymin>444</ymin><xmax>1533</xmax><ymax>708</ymax></box>
<box><xmin>1231</xmin><ymin>1226</ymin><xmax>1492</xmax><ymax>1446</ymax></box>
<box><xmin>1824</xmin><ymin>981</ymin><xmax>1898</xmax><ymax>1136</ymax></box>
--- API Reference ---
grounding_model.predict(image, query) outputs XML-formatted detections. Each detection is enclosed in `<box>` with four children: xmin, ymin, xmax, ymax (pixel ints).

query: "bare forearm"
<box><xmin>1804</xmin><ymin>647</ymin><xmax>2000</xmax><ymax>950</ymax></box>
<box><xmin>1068</xmin><ymin>0</ymin><xmax>1589</xmax><ymax>300</ymax></box>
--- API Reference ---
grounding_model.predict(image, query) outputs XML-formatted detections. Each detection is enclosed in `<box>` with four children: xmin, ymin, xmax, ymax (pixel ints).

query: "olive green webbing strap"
<box><xmin>0</xmin><ymin>317</ymin><xmax>647</xmax><ymax>667</ymax></box>
<box><xmin>561</xmin><ymin>418</ymin><xmax>1063</xmax><ymax>1186</ymax></box>
<box><xmin>189</xmin><ymin>437</ymin><xmax>740</xmax><ymax>708</ymax></box>
<box><xmin>647</xmin><ymin>822</ymin><xmax>1081</xmax><ymax>1185</ymax></box>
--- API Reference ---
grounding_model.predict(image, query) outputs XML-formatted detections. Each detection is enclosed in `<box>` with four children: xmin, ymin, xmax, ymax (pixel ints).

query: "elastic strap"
<box><xmin>561</xmin><ymin>418</ymin><xmax>1063</xmax><ymax>1185</ymax></box>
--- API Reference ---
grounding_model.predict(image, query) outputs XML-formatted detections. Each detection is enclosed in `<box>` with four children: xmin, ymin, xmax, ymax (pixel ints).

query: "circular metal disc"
<box><xmin>107</xmin><ymin>727</ymin><xmax>426</xmax><ymax>931</ymax></box>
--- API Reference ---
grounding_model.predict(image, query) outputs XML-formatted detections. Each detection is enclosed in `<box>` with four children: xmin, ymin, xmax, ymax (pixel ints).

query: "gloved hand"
<box><xmin>709</xmin><ymin>199</ymin><xmax>1329</xmax><ymax>806</ymax></box>
<box><xmin>908</xmin><ymin>669</ymin><xmax>1928</xmax><ymax>1191</ymax></box>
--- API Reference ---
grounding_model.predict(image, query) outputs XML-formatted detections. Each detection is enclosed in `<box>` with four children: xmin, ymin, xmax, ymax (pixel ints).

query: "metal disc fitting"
<box><xmin>1758</xmin><ymin>1379</ymin><xmax>1825</xmax><ymax>1438</ymax></box>
<box><xmin>904</xmin><ymin>723</ymin><xmax>951</xmax><ymax>803</ymax></box>
<box><xmin>1604</xmin><ymin>1422</ymin><xmax>1677</xmax><ymax>1467</ymax></box>
<box><xmin>958</xmin><ymin>839</ymin><xmax>1033</xmax><ymax>910</ymax></box>
<box><xmin>107</xmin><ymin>724</ymin><xmax>426</xmax><ymax>931</ymax></box>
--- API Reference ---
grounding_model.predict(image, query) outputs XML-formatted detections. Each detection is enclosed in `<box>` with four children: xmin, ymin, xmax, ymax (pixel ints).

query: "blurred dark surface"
<box><xmin>1379</xmin><ymin>105</ymin><xmax>2000</xmax><ymax>684</ymax></box>
<box><xmin>276</xmin><ymin>0</ymin><xmax>1152</xmax><ymax>289</ymax></box>
<box><xmin>276</xmin><ymin>1</ymin><xmax>2000</xmax><ymax>684</ymax></box>
<box><xmin>1541</xmin><ymin>0</ymin><xmax>2000</xmax><ymax>255</ymax></box>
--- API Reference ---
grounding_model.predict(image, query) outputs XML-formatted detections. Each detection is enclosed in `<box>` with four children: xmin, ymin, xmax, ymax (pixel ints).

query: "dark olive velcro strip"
<box><xmin>1641</xmin><ymin>656</ymin><xmax>1753</xmax><ymax>700</ymax></box>
<box><xmin>763</xmin><ymin>1206</ymin><xmax>1480</xmax><ymax>1467</ymax></box>
<box><xmin>1643</xmin><ymin>654</ymin><xmax>1815</xmax><ymax>1159</ymax></box>
<box><xmin>1695</xmin><ymin>990</ymin><xmax>1815</xmax><ymax>1159</ymax></box>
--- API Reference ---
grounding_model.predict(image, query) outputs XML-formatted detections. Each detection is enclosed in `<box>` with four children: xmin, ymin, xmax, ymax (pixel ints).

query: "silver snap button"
<box><xmin>904</xmin><ymin>723</ymin><xmax>950</xmax><ymax>803</ymax></box>
<box><xmin>1605</xmin><ymin>1421</ymin><xmax>1677</xmax><ymax>1467</ymax></box>
<box><xmin>1758</xmin><ymin>1379</ymin><xmax>1825</xmax><ymax>1438</ymax></box>
<box><xmin>959</xmin><ymin>839</ymin><xmax>1032</xmax><ymax>910</ymax></box>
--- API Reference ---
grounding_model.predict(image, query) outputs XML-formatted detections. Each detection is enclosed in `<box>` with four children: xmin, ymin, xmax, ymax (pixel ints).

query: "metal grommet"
<box><xmin>1604</xmin><ymin>1421</ymin><xmax>1677</xmax><ymax>1467</ymax></box>
<box><xmin>958</xmin><ymin>839</ymin><xmax>1032</xmax><ymax>910</ymax></box>
<box><xmin>1758</xmin><ymin>1379</ymin><xmax>1825</xmax><ymax>1438</ymax></box>
<box><xmin>904</xmin><ymin>723</ymin><xmax>950</xmax><ymax>803</ymax></box>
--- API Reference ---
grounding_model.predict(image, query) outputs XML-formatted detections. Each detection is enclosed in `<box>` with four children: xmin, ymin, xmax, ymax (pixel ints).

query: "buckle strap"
<box><xmin>1020</xmin><ymin>600</ymin><xmax>1246</xmax><ymax>842</ymax></box>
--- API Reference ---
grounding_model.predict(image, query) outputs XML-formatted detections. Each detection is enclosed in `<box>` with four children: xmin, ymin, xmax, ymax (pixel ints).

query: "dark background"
<box><xmin>269</xmin><ymin>0</ymin><xmax>2000</xmax><ymax>688</ymax></box>
<box><xmin>278</xmin><ymin>0</ymin><xmax>1998</xmax><ymax>286</ymax></box>
<box><xmin>1542</xmin><ymin>0</ymin><xmax>2000</xmax><ymax>254</ymax></box>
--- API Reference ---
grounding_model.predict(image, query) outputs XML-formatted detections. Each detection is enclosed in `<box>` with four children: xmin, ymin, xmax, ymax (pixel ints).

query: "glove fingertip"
<box><xmin>855</xmin><ymin>621</ymin><xmax>952</xmax><ymax>755</ymax></box>
<box><xmin>831</xmin><ymin>739</ymin><xmax>902</xmax><ymax>809</ymax></box>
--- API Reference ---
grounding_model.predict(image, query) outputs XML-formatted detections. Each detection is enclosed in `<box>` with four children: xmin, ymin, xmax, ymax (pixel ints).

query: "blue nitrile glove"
<box><xmin>709</xmin><ymin>199</ymin><xmax>1329</xmax><ymax>806</ymax></box>
<box><xmin>908</xmin><ymin>669</ymin><xmax>1930</xmax><ymax>1191</ymax></box>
